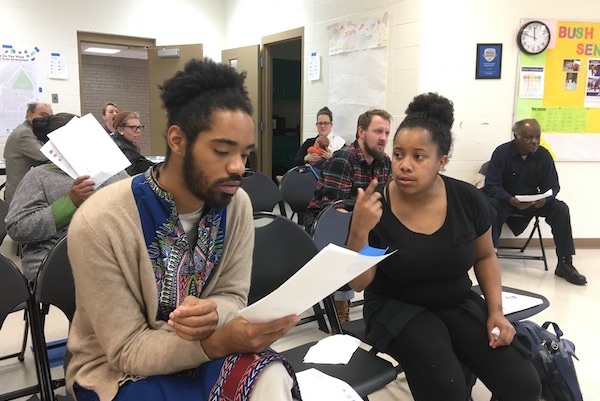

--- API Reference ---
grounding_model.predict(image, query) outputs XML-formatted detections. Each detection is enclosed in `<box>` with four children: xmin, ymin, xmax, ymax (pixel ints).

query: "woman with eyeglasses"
<box><xmin>292</xmin><ymin>106</ymin><xmax>345</xmax><ymax>167</ymax></box>
<box><xmin>111</xmin><ymin>111</ymin><xmax>155</xmax><ymax>176</ymax></box>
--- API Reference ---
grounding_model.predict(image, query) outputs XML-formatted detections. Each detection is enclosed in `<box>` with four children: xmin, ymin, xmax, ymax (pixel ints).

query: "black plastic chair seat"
<box><xmin>281</xmin><ymin>341</ymin><xmax>397</xmax><ymax>398</ymax></box>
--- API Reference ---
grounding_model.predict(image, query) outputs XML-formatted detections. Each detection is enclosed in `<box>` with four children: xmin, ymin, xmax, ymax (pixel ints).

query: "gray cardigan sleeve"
<box><xmin>5</xmin><ymin>168</ymin><xmax>58</xmax><ymax>243</ymax></box>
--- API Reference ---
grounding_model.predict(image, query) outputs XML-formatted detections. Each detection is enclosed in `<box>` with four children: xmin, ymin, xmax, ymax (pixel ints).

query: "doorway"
<box><xmin>77</xmin><ymin>32</ymin><xmax>203</xmax><ymax>156</ymax></box>
<box><xmin>77</xmin><ymin>32</ymin><xmax>155</xmax><ymax>154</ymax></box>
<box><xmin>269</xmin><ymin>39</ymin><xmax>302</xmax><ymax>179</ymax></box>
<box><xmin>262</xmin><ymin>29</ymin><xmax>303</xmax><ymax>180</ymax></box>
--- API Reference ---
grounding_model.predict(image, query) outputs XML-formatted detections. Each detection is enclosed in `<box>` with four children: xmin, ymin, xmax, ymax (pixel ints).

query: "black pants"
<box><xmin>386</xmin><ymin>309</ymin><xmax>541</xmax><ymax>401</ymax></box>
<box><xmin>488</xmin><ymin>197</ymin><xmax>575</xmax><ymax>257</ymax></box>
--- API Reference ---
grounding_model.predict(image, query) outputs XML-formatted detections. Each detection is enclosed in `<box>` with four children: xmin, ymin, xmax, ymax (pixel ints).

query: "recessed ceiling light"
<box><xmin>84</xmin><ymin>47</ymin><xmax>121</xmax><ymax>55</ymax></box>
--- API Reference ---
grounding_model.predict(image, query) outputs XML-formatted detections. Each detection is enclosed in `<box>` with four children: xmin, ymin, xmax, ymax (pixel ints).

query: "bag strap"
<box><xmin>306</xmin><ymin>163</ymin><xmax>319</xmax><ymax>179</ymax></box>
<box><xmin>542</xmin><ymin>321</ymin><xmax>564</xmax><ymax>339</ymax></box>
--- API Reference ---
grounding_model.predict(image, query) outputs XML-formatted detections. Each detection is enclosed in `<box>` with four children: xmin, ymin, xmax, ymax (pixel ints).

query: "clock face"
<box><xmin>518</xmin><ymin>21</ymin><xmax>551</xmax><ymax>55</ymax></box>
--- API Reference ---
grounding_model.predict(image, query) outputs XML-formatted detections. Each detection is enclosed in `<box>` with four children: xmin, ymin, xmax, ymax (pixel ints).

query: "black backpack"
<box><xmin>515</xmin><ymin>320</ymin><xmax>583</xmax><ymax>401</ymax></box>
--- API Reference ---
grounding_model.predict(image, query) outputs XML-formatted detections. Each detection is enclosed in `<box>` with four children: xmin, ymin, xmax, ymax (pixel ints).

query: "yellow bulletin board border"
<box><xmin>515</xmin><ymin>19</ymin><xmax>600</xmax><ymax>161</ymax></box>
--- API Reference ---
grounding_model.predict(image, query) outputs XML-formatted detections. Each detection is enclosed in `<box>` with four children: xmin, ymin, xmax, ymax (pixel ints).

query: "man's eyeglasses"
<box><xmin>122</xmin><ymin>125</ymin><xmax>144</xmax><ymax>131</ymax></box>
<box><xmin>316</xmin><ymin>122</ymin><xmax>331</xmax><ymax>126</ymax></box>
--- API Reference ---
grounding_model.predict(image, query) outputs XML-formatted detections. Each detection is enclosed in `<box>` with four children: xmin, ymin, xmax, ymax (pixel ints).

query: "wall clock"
<box><xmin>517</xmin><ymin>20</ymin><xmax>550</xmax><ymax>55</ymax></box>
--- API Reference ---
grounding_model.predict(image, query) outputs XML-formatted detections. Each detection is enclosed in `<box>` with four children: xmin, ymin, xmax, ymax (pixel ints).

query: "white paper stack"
<box><xmin>296</xmin><ymin>368</ymin><xmax>362</xmax><ymax>401</ymax></box>
<box><xmin>40</xmin><ymin>113</ymin><xmax>131</xmax><ymax>187</ymax></box>
<box><xmin>303</xmin><ymin>335</ymin><xmax>362</xmax><ymax>364</ymax></box>
<box><xmin>515</xmin><ymin>189</ymin><xmax>552</xmax><ymax>202</ymax></box>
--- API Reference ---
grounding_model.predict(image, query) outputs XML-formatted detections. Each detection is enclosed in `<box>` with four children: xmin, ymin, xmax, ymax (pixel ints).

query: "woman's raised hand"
<box><xmin>351</xmin><ymin>179</ymin><xmax>383</xmax><ymax>236</ymax></box>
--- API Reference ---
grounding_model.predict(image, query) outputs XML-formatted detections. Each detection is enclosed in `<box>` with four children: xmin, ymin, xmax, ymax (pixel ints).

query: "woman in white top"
<box><xmin>293</xmin><ymin>106</ymin><xmax>345</xmax><ymax>167</ymax></box>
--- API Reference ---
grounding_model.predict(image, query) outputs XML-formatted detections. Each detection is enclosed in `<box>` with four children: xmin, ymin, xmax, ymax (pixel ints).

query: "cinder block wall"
<box><xmin>80</xmin><ymin>55</ymin><xmax>153</xmax><ymax>155</ymax></box>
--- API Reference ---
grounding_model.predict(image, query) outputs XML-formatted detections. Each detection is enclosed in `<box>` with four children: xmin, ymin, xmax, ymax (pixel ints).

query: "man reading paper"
<box><xmin>483</xmin><ymin>118</ymin><xmax>586</xmax><ymax>285</ymax></box>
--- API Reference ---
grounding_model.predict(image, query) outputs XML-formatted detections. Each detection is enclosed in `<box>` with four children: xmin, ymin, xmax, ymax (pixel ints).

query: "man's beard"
<box><xmin>182</xmin><ymin>148</ymin><xmax>241</xmax><ymax>209</ymax></box>
<box><xmin>364</xmin><ymin>141</ymin><xmax>385</xmax><ymax>160</ymax></box>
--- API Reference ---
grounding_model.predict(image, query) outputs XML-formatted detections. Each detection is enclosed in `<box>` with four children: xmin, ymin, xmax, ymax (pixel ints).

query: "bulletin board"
<box><xmin>515</xmin><ymin>20</ymin><xmax>600</xmax><ymax>161</ymax></box>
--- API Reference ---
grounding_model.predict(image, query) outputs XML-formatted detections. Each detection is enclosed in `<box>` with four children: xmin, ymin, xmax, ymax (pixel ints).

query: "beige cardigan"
<box><xmin>66</xmin><ymin>178</ymin><xmax>254</xmax><ymax>401</ymax></box>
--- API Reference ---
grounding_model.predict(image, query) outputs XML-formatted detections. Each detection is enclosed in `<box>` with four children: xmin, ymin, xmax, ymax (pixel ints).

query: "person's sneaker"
<box><xmin>334</xmin><ymin>300</ymin><xmax>350</xmax><ymax>324</ymax></box>
<box><xmin>555</xmin><ymin>257</ymin><xmax>587</xmax><ymax>285</ymax></box>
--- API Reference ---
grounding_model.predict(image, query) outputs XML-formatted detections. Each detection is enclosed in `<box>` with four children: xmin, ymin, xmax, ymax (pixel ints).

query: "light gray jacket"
<box><xmin>5</xmin><ymin>164</ymin><xmax>128</xmax><ymax>280</ymax></box>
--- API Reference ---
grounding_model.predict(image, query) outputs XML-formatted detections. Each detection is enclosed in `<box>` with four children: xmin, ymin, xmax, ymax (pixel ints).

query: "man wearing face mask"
<box><xmin>483</xmin><ymin>118</ymin><xmax>586</xmax><ymax>286</ymax></box>
<box><xmin>3</xmin><ymin>102</ymin><xmax>53</xmax><ymax>203</ymax></box>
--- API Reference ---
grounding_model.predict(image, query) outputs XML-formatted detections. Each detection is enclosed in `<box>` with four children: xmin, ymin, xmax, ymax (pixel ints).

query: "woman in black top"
<box><xmin>347</xmin><ymin>93</ymin><xmax>541</xmax><ymax>401</ymax></box>
<box><xmin>111</xmin><ymin>111</ymin><xmax>155</xmax><ymax>176</ymax></box>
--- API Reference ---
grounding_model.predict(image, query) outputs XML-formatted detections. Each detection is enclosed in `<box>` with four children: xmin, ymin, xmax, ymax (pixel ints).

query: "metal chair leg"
<box><xmin>535</xmin><ymin>218</ymin><xmax>549</xmax><ymax>270</ymax></box>
<box><xmin>18</xmin><ymin>310</ymin><xmax>29</xmax><ymax>362</ymax></box>
<box><xmin>519</xmin><ymin>217</ymin><xmax>538</xmax><ymax>252</ymax></box>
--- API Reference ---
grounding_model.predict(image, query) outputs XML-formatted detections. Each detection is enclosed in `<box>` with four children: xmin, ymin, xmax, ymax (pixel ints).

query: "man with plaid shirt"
<box><xmin>304</xmin><ymin>109</ymin><xmax>392</xmax><ymax>322</ymax></box>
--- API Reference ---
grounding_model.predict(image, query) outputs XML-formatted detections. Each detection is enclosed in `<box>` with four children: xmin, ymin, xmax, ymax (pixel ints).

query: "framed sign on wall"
<box><xmin>476</xmin><ymin>43</ymin><xmax>503</xmax><ymax>79</ymax></box>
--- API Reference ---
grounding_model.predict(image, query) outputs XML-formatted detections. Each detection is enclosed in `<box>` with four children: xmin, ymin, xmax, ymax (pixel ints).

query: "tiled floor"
<box><xmin>1</xmin><ymin>236</ymin><xmax>597</xmax><ymax>400</ymax></box>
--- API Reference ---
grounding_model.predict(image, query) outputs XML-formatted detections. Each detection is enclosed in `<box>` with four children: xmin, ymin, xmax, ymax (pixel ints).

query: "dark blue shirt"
<box><xmin>483</xmin><ymin>140</ymin><xmax>559</xmax><ymax>204</ymax></box>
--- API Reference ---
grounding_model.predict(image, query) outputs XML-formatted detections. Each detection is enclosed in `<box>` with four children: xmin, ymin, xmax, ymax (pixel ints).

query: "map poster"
<box><xmin>0</xmin><ymin>44</ymin><xmax>41</xmax><ymax>137</ymax></box>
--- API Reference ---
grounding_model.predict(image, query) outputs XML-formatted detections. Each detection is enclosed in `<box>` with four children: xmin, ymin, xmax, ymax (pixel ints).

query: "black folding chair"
<box><xmin>0</xmin><ymin>252</ymin><xmax>50</xmax><ymax>401</ymax></box>
<box><xmin>241</xmin><ymin>169</ymin><xmax>286</xmax><ymax>215</ymax></box>
<box><xmin>0</xmin><ymin>199</ymin><xmax>29</xmax><ymax>364</ymax></box>
<box><xmin>31</xmin><ymin>236</ymin><xmax>75</xmax><ymax>400</ymax></box>
<box><xmin>279</xmin><ymin>164</ymin><xmax>320</xmax><ymax>223</ymax></box>
<box><xmin>497</xmin><ymin>214</ymin><xmax>549</xmax><ymax>270</ymax></box>
<box><xmin>251</xmin><ymin>213</ymin><xmax>397</xmax><ymax>400</ymax></box>
<box><xmin>311</xmin><ymin>199</ymin><xmax>353</xmax><ymax>251</ymax></box>
<box><xmin>252</xmin><ymin>212</ymin><xmax>330</xmax><ymax>332</ymax></box>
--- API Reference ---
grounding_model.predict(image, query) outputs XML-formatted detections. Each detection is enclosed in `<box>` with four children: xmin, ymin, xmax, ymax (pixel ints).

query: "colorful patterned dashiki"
<box><xmin>123</xmin><ymin>167</ymin><xmax>302</xmax><ymax>401</ymax></box>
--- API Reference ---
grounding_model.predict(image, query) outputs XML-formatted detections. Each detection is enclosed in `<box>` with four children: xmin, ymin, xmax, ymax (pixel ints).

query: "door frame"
<box><xmin>261</xmin><ymin>27</ymin><xmax>304</xmax><ymax>178</ymax></box>
<box><xmin>76</xmin><ymin>31</ymin><xmax>156</xmax><ymax>115</ymax></box>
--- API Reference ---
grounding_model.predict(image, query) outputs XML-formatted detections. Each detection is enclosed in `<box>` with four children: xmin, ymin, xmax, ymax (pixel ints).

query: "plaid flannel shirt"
<box><xmin>304</xmin><ymin>140</ymin><xmax>391</xmax><ymax>232</ymax></box>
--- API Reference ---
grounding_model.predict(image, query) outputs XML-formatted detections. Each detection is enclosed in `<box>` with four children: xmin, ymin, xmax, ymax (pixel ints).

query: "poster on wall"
<box><xmin>515</xmin><ymin>20</ymin><xmax>600</xmax><ymax>161</ymax></box>
<box><xmin>49</xmin><ymin>52</ymin><xmax>68</xmax><ymax>80</ymax></box>
<box><xmin>327</xmin><ymin>13</ymin><xmax>389</xmax><ymax>55</ymax></box>
<box><xmin>327</xmin><ymin>13</ymin><xmax>389</xmax><ymax>145</ymax></box>
<box><xmin>0</xmin><ymin>44</ymin><xmax>41</xmax><ymax>137</ymax></box>
<box><xmin>519</xmin><ymin>66</ymin><xmax>545</xmax><ymax>98</ymax></box>
<box><xmin>584</xmin><ymin>59</ymin><xmax>600</xmax><ymax>107</ymax></box>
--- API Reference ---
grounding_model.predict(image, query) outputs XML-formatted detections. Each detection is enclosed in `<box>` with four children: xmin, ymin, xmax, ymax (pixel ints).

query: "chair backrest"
<box><xmin>241</xmin><ymin>169</ymin><xmax>283</xmax><ymax>213</ymax></box>
<box><xmin>279</xmin><ymin>165</ymin><xmax>320</xmax><ymax>214</ymax></box>
<box><xmin>250</xmin><ymin>212</ymin><xmax>319</xmax><ymax>305</ymax></box>
<box><xmin>0</xmin><ymin>252</ymin><xmax>31</xmax><ymax>328</ymax></box>
<box><xmin>34</xmin><ymin>236</ymin><xmax>75</xmax><ymax>321</ymax></box>
<box><xmin>0</xmin><ymin>198</ymin><xmax>9</xmax><ymax>245</ymax></box>
<box><xmin>312</xmin><ymin>199</ymin><xmax>354</xmax><ymax>251</ymax></box>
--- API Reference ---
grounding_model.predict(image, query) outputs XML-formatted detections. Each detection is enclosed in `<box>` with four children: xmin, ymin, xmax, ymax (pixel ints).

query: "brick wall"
<box><xmin>80</xmin><ymin>55</ymin><xmax>152</xmax><ymax>155</ymax></box>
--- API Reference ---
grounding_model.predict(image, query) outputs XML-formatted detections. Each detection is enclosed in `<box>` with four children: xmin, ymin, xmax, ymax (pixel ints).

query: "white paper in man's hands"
<box><xmin>238</xmin><ymin>244</ymin><xmax>393</xmax><ymax>323</ymax></box>
<box><xmin>41</xmin><ymin>113</ymin><xmax>131</xmax><ymax>187</ymax></box>
<box><xmin>296</xmin><ymin>368</ymin><xmax>362</xmax><ymax>401</ymax></box>
<box><xmin>515</xmin><ymin>189</ymin><xmax>552</xmax><ymax>202</ymax></box>
<box><xmin>303</xmin><ymin>335</ymin><xmax>361</xmax><ymax>364</ymax></box>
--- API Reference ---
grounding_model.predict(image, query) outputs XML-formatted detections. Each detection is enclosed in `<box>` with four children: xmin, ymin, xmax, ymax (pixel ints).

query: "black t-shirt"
<box><xmin>368</xmin><ymin>175</ymin><xmax>491</xmax><ymax>310</ymax></box>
